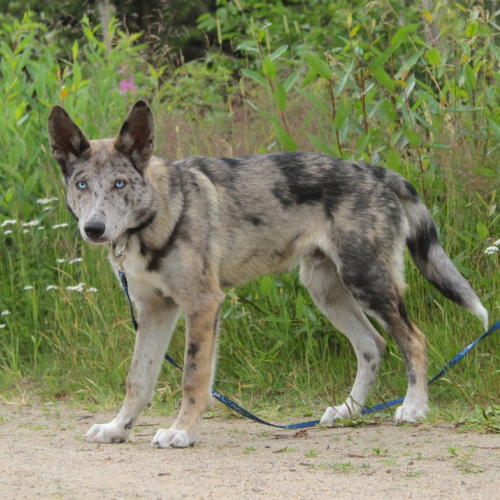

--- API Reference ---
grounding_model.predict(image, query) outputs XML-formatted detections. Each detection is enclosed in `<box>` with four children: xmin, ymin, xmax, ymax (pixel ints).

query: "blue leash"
<box><xmin>119</xmin><ymin>269</ymin><xmax>499</xmax><ymax>429</ymax></box>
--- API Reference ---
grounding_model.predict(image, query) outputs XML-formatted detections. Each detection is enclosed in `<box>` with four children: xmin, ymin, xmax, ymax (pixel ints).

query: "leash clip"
<box><xmin>110</xmin><ymin>242</ymin><xmax>127</xmax><ymax>272</ymax></box>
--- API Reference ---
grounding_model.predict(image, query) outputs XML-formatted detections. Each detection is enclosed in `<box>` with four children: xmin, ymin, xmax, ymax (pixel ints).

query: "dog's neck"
<box><xmin>112</xmin><ymin>155</ymin><xmax>184</xmax><ymax>256</ymax></box>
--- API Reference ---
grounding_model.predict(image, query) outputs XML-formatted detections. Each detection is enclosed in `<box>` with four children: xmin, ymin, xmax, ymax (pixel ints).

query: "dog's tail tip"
<box><xmin>467</xmin><ymin>301</ymin><xmax>489</xmax><ymax>331</ymax></box>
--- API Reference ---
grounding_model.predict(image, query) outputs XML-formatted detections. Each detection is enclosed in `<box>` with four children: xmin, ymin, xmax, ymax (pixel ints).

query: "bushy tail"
<box><xmin>388</xmin><ymin>173</ymin><xmax>489</xmax><ymax>330</ymax></box>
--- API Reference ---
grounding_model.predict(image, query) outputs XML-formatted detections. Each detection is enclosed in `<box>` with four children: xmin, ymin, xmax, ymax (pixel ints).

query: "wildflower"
<box><xmin>119</xmin><ymin>77</ymin><xmax>137</xmax><ymax>95</ymax></box>
<box><xmin>38</xmin><ymin>226</ymin><xmax>45</xmax><ymax>230</ymax></box>
<box><xmin>1</xmin><ymin>219</ymin><xmax>16</xmax><ymax>227</ymax></box>
<box><xmin>23</xmin><ymin>230</ymin><xmax>29</xmax><ymax>234</ymax></box>
<box><xmin>46</xmin><ymin>285</ymin><xmax>57</xmax><ymax>291</ymax></box>
<box><xmin>56</xmin><ymin>259</ymin><xmax>66</xmax><ymax>264</ymax></box>
<box><xmin>4</xmin><ymin>230</ymin><xmax>13</xmax><ymax>235</ymax></box>
<box><xmin>36</xmin><ymin>197</ymin><xmax>58</xmax><ymax>205</ymax></box>
<box><xmin>69</xmin><ymin>258</ymin><xmax>83</xmax><ymax>265</ymax></box>
<box><xmin>52</xmin><ymin>223</ymin><xmax>69</xmax><ymax>229</ymax></box>
<box><xmin>1</xmin><ymin>310</ymin><xmax>10</xmax><ymax>316</ymax></box>
<box><xmin>493</xmin><ymin>239</ymin><xmax>500</xmax><ymax>247</ymax></box>
<box><xmin>0</xmin><ymin>324</ymin><xmax>5</xmax><ymax>329</ymax></box>
<box><xmin>66</xmin><ymin>283</ymin><xmax>85</xmax><ymax>292</ymax></box>
<box><xmin>43</xmin><ymin>207</ymin><xmax>52</xmax><ymax>211</ymax></box>
<box><xmin>22</xmin><ymin>220</ymin><xmax>39</xmax><ymax>227</ymax></box>
<box><xmin>88</xmin><ymin>287</ymin><xmax>98</xmax><ymax>293</ymax></box>
<box><xmin>484</xmin><ymin>246</ymin><xmax>499</xmax><ymax>255</ymax></box>
<box><xmin>23</xmin><ymin>286</ymin><xmax>34</xmax><ymax>290</ymax></box>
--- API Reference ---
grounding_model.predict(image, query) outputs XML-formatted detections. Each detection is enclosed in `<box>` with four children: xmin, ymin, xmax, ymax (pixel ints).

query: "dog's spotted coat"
<box><xmin>48</xmin><ymin>101</ymin><xmax>488</xmax><ymax>448</ymax></box>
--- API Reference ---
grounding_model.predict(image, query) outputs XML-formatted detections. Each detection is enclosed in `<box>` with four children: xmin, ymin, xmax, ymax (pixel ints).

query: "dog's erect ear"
<box><xmin>114</xmin><ymin>100</ymin><xmax>155</xmax><ymax>170</ymax></box>
<box><xmin>48</xmin><ymin>106</ymin><xmax>91</xmax><ymax>176</ymax></box>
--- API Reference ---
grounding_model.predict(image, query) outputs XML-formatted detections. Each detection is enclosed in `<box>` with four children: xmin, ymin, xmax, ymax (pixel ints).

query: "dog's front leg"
<box><xmin>153</xmin><ymin>295</ymin><xmax>223</xmax><ymax>448</ymax></box>
<box><xmin>86</xmin><ymin>295</ymin><xmax>180</xmax><ymax>443</ymax></box>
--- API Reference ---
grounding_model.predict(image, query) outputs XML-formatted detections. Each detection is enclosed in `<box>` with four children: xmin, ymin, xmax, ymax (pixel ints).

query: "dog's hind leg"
<box><xmin>337</xmin><ymin>244</ymin><xmax>430</xmax><ymax>424</ymax></box>
<box><xmin>85</xmin><ymin>291</ymin><xmax>180</xmax><ymax>444</ymax></box>
<box><xmin>371</xmin><ymin>298</ymin><xmax>429</xmax><ymax>424</ymax></box>
<box><xmin>300</xmin><ymin>258</ymin><xmax>386</xmax><ymax>423</ymax></box>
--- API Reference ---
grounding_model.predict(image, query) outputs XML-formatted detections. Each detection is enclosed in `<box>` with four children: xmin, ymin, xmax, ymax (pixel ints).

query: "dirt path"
<box><xmin>1</xmin><ymin>402</ymin><xmax>499</xmax><ymax>499</ymax></box>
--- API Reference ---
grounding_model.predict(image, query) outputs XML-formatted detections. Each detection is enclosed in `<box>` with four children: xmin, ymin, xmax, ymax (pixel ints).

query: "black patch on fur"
<box><xmin>244</xmin><ymin>215</ymin><xmax>264</xmax><ymax>226</ymax></box>
<box><xmin>127</xmin><ymin>211</ymin><xmax>156</xmax><ymax>236</ymax></box>
<box><xmin>274</xmin><ymin>153</ymin><xmax>323</xmax><ymax>205</ymax></box>
<box><xmin>371</xmin><ymin>165</ymin><xmax>387</xmax><ymax>181</ymax></box>
<box><xmin>221</xmin><ymin>158</ymin><xmax>240</xmax><ymax>168</ymax></box>
<box><xmin>363</xmin><ymin>352</ymin><xmax>373</xmax><ymax>363</ymax></box>
<box><xmin>404</xmin><ymin>180</ymin><xmax>419</xmax><ymax>200</ymax></box>
<box><xmin>66</xmin><ymin>204</ymin><xmax>79</xmax><ymax>222</ymax></box>
<box><xmin>269</xmin><ymin>153</ymin><xmax>352</xmax><ymax>217</ymax></box>
<box><xmin>145</xmin><ymin>191</ymin><xmax>186</xmax><ymax>271</ymax></box>
<box><xmin>128</xmin><ymin>156</ymin><xmax>144</xmax><ymax>176</ymax></box>
<box><xmin>188</xmin><ymin>397</ymin><xmax>196</xmax><ymax>405</ymax></box>
<box><xmin>124</xmin><ymin>419</ymin><xmax>133</xmax><ymax>430</ymax></box>
<box><xmin>196</xmin><ymin>159</ymin><xmax>216</xmax><ymax>183</ymax></box>
<box><xmin>397</xmin><ymin>297</ymin><xmax>413</xmax><ymax>329</ymax></box>
<box><xmin>187</xmin><ymin>342</ymin><xmax>199</xmax><ymax>359</ymax></box>
<box><xmin>407</xmin><ymin>367</ymin><xmax>417</xmax><ymax>386</ymax></box>
<box><xmin>406</xmin><ymin>220</ymin><xmax>439</xmax><ymax>266</ymax></box>
<box><xmin>187</xmin><ymin>362</ymin><xmax>197</xmax><ymax>372</ymax></box>
<box><xmin>272</xmin><ymin>184</ymin><xmax>293</xmax><ymax>208</ymax></box>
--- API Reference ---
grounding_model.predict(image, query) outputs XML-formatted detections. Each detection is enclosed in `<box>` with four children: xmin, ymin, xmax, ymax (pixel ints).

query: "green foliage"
<box><xmin>0</xmin><ymin>7</ymin><xmax>499</xmax><ymax>423</ymax></box>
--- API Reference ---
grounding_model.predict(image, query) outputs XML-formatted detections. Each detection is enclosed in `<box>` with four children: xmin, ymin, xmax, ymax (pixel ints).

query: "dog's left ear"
<box><xmin>114</xmin><ymin>100</ymin><xmax>155</xmax><ymax>170</ymax></box>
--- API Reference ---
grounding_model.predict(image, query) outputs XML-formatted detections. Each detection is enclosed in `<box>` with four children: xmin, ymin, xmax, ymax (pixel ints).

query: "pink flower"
<box><xmin>119</xmin><ymin>77</ymin><xmax>137</xmax><ymax>95</ymax></box>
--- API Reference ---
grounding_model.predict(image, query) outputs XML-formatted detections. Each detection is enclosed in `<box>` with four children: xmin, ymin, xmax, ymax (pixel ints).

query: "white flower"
<box><xmin>46</xmin><ymin>285</ymin><xmax>57</xmax><ymax>291</ymax></box>
<box><xmin>0</xmin><ymin>324</ymin><xmax>5</xmax><ymax>329</ymax></box>
<box><xmin>56</xmin><ymin>259</ymin><xmax>66</xmax><ymax>264</ymax></box>
<box><xmin>66</xmin><ymin>283</ymin><xmax>85</xmax><ymax>292</ymax></box>
<box><xmin>43</xmin><ymin>207</ymin><xmax>52</xmax><ymax>211</ymax></box>
<box><xmin>37</xmin><ymin>197</ymin><xmax>58</xmax><ymax>205</ymax></box>
<box><xmin>493</xmin><ymin>239</ymin><xmax>500</xmax><ymax>247</ymax></box>
<box><xmin>52</xmin><ymin>223</ymin><xmax>69</xmax><ymax>229</ymax></box>
<box><xmin>22</xmin><ymin>220</ymin><xmax>39</xmax><ymax>227</ymax></box>
<box><xmin>1</xmin><ymin>219</ymin><xmax>16</xmax><ymax>227</ymax></box>
<box><xmin>4</xmin><ymin>230</ymin><xmax>12</xmax><ymax>235</ymax></box>
<box><xmin>23</xmin><ymin>229</ymin><xmax>29</xmax><ymax>234</ymax></box>
<box><xmin>88</xmin><ymin>287</ymin><xmax>98</xmax><ymax>293</ymax></box>
<box><xmin>1</xmin><ymin>310</ymin><xmax>10</xmax><ymax>316</ymax></box>
<box><xmin>484</xmin><ymin>246</ymin><xmax>499</xmax><ymax>255</ymax></box>
<box><xmin>38</xmin><ymin>226</ymin><xmax>45</xmax><ymax>230</ymax></box>
<box><xmin>23</xmin><ymin>286</ymin><xmax>34</xmax><ymax>290</ymax></box>
<box><xmin>69</xmin><ymin>258</ymin><xmax>83</xmax><ymax>265</ymax></box>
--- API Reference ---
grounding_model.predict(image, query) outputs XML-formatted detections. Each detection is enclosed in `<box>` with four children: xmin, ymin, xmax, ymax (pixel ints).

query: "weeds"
<box><xmin>0</xmin><ymin>6</ymin><xmax>499</xmax><ymax>422</ymax></box>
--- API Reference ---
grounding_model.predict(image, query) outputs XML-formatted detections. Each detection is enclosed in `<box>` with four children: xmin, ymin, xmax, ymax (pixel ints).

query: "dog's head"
<box><xmin>48</xmin><ymin>100</ymin><xmax>156</xmax><ymax>244</ymax></box>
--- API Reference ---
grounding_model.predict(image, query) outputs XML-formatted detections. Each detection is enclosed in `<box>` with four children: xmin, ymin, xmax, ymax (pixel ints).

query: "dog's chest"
<box><xmin>114</xmin><ymin>241</ymin><xmax>171</xmax><ymax>297</ymax></box>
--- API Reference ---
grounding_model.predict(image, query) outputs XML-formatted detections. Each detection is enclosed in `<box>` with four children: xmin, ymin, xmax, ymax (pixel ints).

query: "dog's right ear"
<box><xmin>48</xmin><ymin>106</ymin><xmax>90</xmax><ymax>176</ymax></box>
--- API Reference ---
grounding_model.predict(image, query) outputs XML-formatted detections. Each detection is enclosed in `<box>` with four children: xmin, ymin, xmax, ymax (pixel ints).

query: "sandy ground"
<box><xmin>1</xmin><ymin>402</ymin><xmax>499</xmax><ymax>499</ymax></box>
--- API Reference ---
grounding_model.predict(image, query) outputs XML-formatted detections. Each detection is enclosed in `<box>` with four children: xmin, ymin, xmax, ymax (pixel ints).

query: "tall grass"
<box><xmin>0</xmin><ymin>8</ymin><xmax>499</xmax><ymax>421</ymax></box>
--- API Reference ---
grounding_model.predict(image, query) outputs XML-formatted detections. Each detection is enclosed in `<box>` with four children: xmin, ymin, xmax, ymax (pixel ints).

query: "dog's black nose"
<box><xmin>84</xmin><ymin>221</ymin><xmax>106</xmax><ymax>240</ymax></box>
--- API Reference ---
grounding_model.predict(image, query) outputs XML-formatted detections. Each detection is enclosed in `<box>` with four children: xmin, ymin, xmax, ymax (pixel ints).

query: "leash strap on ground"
<box><xmin>118</xmin><ymin>270</ymin><xmax>499</xmax><ymax>429</ymax></box>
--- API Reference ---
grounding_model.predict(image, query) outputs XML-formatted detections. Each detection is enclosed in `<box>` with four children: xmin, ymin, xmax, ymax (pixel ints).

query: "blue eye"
<box><xmin>77</xmin><ymin>181</ymin><xmax>87</xmax><ymax>190</ymax></box>
<box><xmin>115</xmin><ymin>180</ymin><xmax>126</xmax><ymax>189</ymax></box>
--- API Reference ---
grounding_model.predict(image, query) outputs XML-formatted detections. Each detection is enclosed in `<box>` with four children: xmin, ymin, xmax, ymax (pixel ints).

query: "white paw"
<box><xmin>394</xmin><ymin>403</ymin><xmax>429</xmax><ymax>424</ymax></box>
<box><xmin>152</xmin><ymin>428</ymin><xmax>193</xmax><ymax>448</ymax></box>
<box><xmin>320</xmin><ymin>404</ymin><xmax>359</xmax><ymax>425</ymax></box>
<box><xmin>85</xmin><ymin>422</ymin><xmax>131</xmax><ymax>444</ymax></box>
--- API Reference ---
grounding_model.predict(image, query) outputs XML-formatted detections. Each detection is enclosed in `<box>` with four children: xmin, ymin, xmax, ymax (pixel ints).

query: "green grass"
<box><xmin>0</xmin><ymin>9</ymin><xmax>499</xmax><ymax>429</ymax></box>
